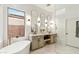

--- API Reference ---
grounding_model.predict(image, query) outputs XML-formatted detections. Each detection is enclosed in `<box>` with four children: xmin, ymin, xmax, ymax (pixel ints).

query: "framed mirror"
<box><xmin>7</xmin><ymin>7</ymin><xmax>25</xmax><ymax>44</ymax></box>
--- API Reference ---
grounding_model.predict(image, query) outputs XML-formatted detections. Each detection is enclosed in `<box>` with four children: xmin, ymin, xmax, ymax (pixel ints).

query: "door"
<box><xmin>66</xmin><ymin>18</ymin><xmax>79</xmax><ymax>48</ymax></box>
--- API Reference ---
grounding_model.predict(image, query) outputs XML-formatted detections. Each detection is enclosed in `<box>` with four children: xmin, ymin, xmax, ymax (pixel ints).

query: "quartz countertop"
<box><xmin>30</xmin><ymin>33</ymin><xmax>57</xmax><ymax>36</ymax></box>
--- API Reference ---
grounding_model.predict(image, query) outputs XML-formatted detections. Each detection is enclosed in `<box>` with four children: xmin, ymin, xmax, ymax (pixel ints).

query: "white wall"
<box><xmin>0</xmin><ymin>5</ymin><xmax>4</xmax><ymax>48</ymax></box>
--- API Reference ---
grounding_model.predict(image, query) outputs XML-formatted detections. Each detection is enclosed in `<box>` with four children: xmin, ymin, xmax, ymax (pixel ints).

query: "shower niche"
<box><xmin>8</xmin><ymin>8</ymin><xmax>25</xmax><ymax>44</ymax></box>
<box><xmin>76</xmin><ymin>21</ymin><xmax>79</xmax><ymax>37</ymax></box>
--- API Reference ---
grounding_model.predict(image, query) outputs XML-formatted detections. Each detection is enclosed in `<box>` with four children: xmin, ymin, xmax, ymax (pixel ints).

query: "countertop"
<box><xmin>30</xmin><ymin>33</ymin><xmax>57</xmax><ymax>36</ymax></box>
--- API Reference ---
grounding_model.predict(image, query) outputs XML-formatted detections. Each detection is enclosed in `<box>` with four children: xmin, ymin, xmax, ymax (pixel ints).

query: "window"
<box><xmin>8</xmin><ymin>8</ymin><xmax>25</xmax><ymax>43</ymax></box>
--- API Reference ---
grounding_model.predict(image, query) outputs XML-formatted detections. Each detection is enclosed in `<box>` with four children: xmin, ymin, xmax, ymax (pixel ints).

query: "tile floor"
<box><xmin>56</xmin><ymin>44</ymin><xmax>79</xmax><ymax>54</ymax></box>
<box><xmin>30</xmin><ymin>44</ymin><xmax>56</xmax><ymax>54</ymax></box>
<box><xmin>30</xmin><ymin>43</ymin><xmax>79</xmax><ymax>54</ymax></box>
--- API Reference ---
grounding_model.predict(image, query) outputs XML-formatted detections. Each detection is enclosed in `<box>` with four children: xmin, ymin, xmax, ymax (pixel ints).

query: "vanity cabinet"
<box><xmin>38</xmin><ymin>35</ymin><xmax>45</xmax><ymax>48</ymax></box>
<box><xmin>30</xmin><ymin>34</ymin><xmax>57</xmax><ymax>51</ymax></box>
<box><xmin>31</xmin><ymin>36</ymin><xmax>39</xmax><ymax>50</ymax></box>
<box><xmin>31</xmin><ymin>35</ymin><xmax>45</xmax><ymax>50</ymax></box>
<box><xmin>50</xmin><ymin>34</ymin><xmax>57</xmax><ymax>43</ymax></box>
<box><xmin>50</xmin><ymin>35</ymin><xmax>54</xmax><ymax>43</ymax></box>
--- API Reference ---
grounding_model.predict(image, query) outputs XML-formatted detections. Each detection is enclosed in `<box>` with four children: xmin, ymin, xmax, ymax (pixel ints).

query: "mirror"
<box><xmin>37</xmin><ymin>16</ymin><xmax>41</xmax><ymax>33</ymax></box>
<box><xmin>40</xmin><ymin>14</ymin><xmax>45</xmax><ymax>33</ymax></box>
<box><xmin>8</xmin><ymin>8</ymin><xmax>25</xmax><ymax>44</ymax></box>
<box><xmin>31</xmin><ymin>11</ymin><xmax>38</xmax><ymax>34</ymax></box>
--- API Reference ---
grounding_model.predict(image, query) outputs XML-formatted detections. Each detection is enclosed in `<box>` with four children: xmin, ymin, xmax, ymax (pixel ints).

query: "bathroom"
<box><xmin>0</xmin><ymin>4</ymin><xmax>57</xmax><ymax>54</ymax></box>
<box><xmin>0</xmin><ymin>4</ymin><xmax>79</xmax><ymax>54</ymax></box>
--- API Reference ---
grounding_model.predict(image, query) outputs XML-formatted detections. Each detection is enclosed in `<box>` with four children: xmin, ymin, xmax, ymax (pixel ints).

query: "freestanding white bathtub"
<box><xmin>0</xmin><ymin>40</ymin><xmax>31</xmax><ymax>54</ymax></box>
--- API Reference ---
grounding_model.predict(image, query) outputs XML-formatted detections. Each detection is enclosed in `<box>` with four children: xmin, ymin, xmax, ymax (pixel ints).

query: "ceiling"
<box><xmin>35</xmin><ymin>4</ymin><xmax>67</xmax><ymax>13</ymax></box>
<box><xmin>34</xmin><ymin>4</ymin><xmax>55</xmax><ymax>13</ymax></box>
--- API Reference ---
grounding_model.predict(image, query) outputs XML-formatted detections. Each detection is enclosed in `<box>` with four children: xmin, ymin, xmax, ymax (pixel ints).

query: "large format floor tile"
<box><xmin>30</xmin><ymin>43</ymin><xmax>79</xmax><ymax>54</ymax></box>
<box><xmin>30</xmin><ymin>44</ymin><xmax>56</xmax><ymax>54</ymax></box>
